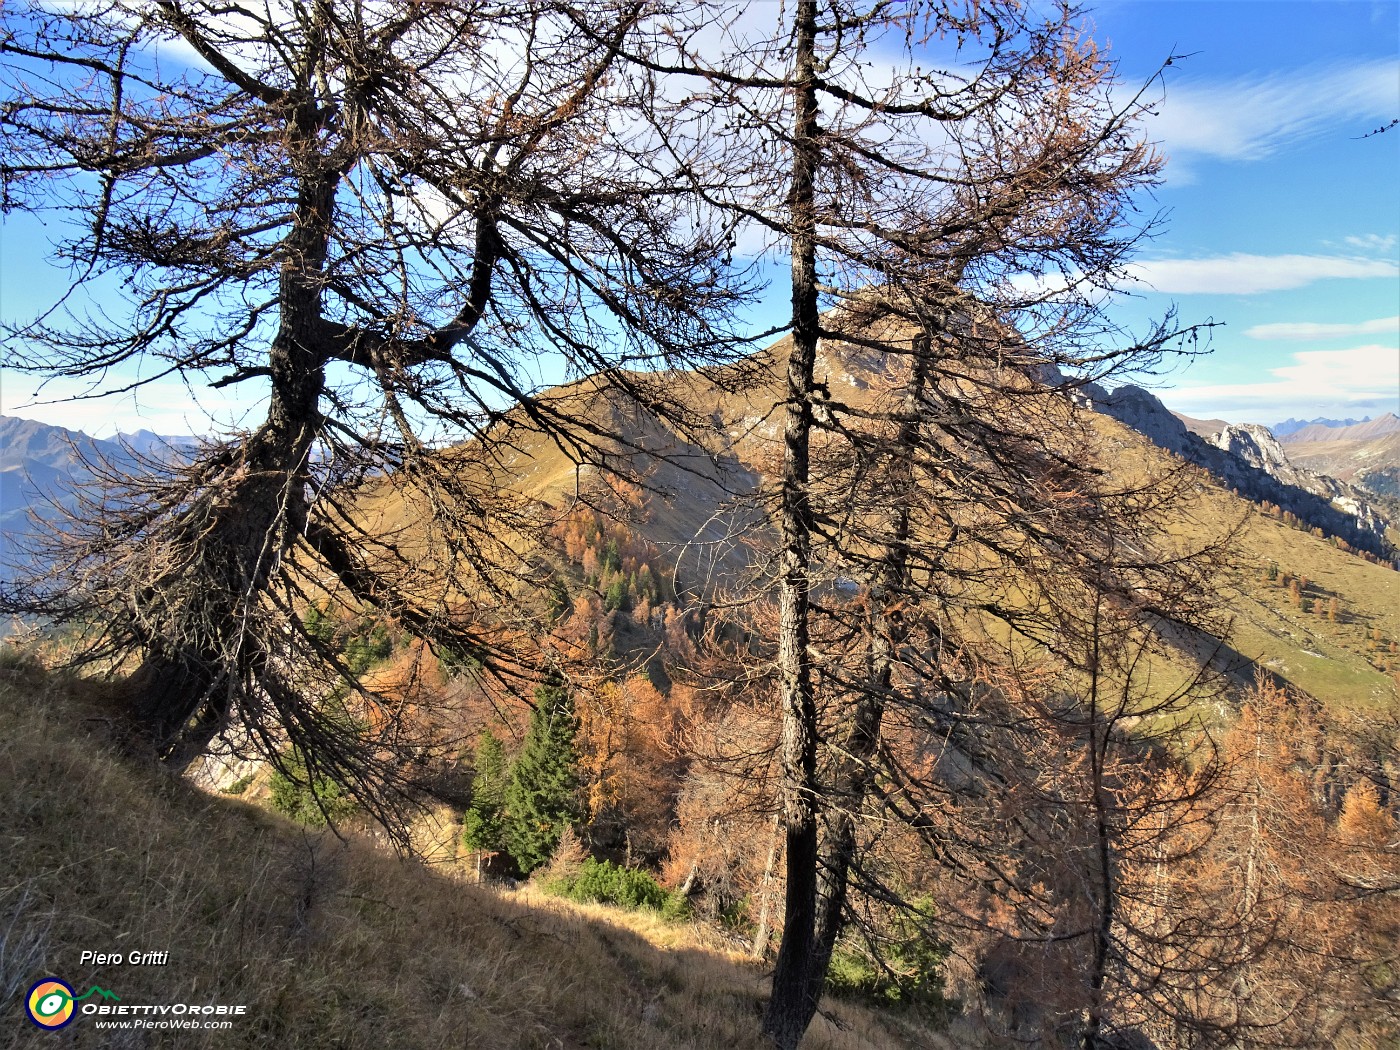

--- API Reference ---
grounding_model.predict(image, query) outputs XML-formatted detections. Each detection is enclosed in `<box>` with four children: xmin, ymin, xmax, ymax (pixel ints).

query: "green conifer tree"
<box><xmin>603</xmin><ymin>576</ymin><xmax>628</xmax><ymax>612</ymax></box>
<box><xmin>303</xmin><ymin>602</ymin><xmax>335</xmax><ymax>645</ymax></box>
<box><xmin>504</xmin><ymin>682</ymin><xmax>580</xmax><ymax>874</ymax></box>
<box><xmin>463</xmin><ymin>730</ymin><xmax>508</xmax><ymax>858</ymax></box>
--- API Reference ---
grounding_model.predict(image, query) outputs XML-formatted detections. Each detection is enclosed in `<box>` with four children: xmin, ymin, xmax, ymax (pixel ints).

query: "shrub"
<box><xmin>268</xmin><ymin>751</ymin><xmax>358</xmax><ymax>827</ymax></box>
<box><xmin>548</xmin><ymin>858</ymin><xmax>687</xmax><ymax>917</ymax></box>
<box><xmin>221</xmin><ymin>773</ymin><xmax>256</xmax><ymax>795</ymax></box>
<box><xmin>825</xmin><ymin>901</ymin><xmax>956</xmax><ymax>1022</ymax></box>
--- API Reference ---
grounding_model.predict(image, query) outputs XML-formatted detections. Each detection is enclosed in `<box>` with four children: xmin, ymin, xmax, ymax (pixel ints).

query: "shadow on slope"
<box><xmin>0</xmin><ymin>657</ymin><xmax>948</xmax><ymax>1050</ymax></box>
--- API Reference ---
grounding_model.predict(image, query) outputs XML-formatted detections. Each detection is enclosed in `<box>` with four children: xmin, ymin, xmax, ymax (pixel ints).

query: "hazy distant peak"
<box><xmin>1279</xmin><ymin>413</ymin><xmax>1399</xmax><ymax>444</ymax></box>
<box><xmin>1272</xmin><ymin>415</ymin><xmax>1373</xmax><ymax>438</ymax></box>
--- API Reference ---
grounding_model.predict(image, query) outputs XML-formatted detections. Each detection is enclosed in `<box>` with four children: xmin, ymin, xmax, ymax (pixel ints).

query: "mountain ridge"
<box><xmin>0</xmin><ymin>415</ymin><xmax>193</xmax><ymax>583</ymax></box>
<box><xmin>1082</xmin><ymin>386</ymin><xmax>1394</xmax><ymax>562</ymax></box>
<box><xmin>1280</xmin><ymin>412</ymin><xmax>1400</xmax><ymax>445</ymax></box>
<box><xmin>1273</xmin><ymin>415</ymin><xmax>1374</xmax><ymax>439</ymax></box>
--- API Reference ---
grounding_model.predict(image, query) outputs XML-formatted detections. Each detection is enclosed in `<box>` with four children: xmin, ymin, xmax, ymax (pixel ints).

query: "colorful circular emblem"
<box><xmin>26</xmin><ymin>979</ymin><xmax>76</xmax><ymax>1029</ymax></box>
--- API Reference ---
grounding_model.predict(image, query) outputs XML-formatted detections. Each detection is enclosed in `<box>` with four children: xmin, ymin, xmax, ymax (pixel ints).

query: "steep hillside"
<box><xmin>1086</xmin><ymin>386</ymin><xmax>1394</xmax><ymax>560</ymax></box>
<box><xmin>1046</xmin><ymin>411</ymin><xmax>1400</xmax><ymax>711</ymax></box>
<box><xmin>1171</xmin><ymin>410</ymin><xmax>1228</xmax><ymax>440</ymax></box>
<box><xmin>353</xmin><ymin>336</ymin><xmax>1399</xmax><ymax>715</ymax></box>
<box><xmin>0</xmin><ymin>657</ymin><xmax>949</xmax><ymax>1050</ymax></box>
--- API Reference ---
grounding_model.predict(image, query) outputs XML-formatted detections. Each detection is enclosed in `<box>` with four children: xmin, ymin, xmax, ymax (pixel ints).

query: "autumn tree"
<box><xmin>0</xmin><ymin>0</ymin><xmax>750</xmax><ymax>823</ymax></box>
<box><xmin>575</xmin><ymin>675</ymin><xmax>684</xmax><ymax>862</ymax></box>
<box><xmin>588</xmin><ymin>1</ymin><xmax>1225</xmax><ymax>1043</ymax></box>
<box><xmin>1154</xmin><ymin>677</ymin><xmax>1400</xmax><ymax>1048</ymax></box>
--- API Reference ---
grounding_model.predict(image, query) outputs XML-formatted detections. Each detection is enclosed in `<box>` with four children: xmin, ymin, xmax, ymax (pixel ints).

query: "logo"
<box><xmin>25</xmin><ymin>980</ymin><xmax>121</xmax><ymax>1030</ymax></box>
<box><xmin>26</xmin><ymin>980</ymin><xmax>76</xmax><ymax>1030</ymax></box>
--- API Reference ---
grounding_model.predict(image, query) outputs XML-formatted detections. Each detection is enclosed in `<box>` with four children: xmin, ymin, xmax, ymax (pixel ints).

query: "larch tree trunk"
<box><xmin>762</xmin><ymin>2</ymin><xmax>823</xmax><ymax>1044</ymax></box>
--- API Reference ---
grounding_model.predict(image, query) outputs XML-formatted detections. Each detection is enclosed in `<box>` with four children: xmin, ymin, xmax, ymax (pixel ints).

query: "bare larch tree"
<box><xmin>0</xmin><ymin>0</ymin><xmax>750</xmax><ymax>821</ymax></box>
<box><xmin>590</xmin><ymin>0</ymin><xmax>1228</xmax><ymax>1045</ymax></box>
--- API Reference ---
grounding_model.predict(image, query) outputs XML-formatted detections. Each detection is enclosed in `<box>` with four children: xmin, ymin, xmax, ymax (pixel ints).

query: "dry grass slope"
<box><xmin>1081</xmin><ymin>416</ymin><xmax>1400</xmax><ymax>713</ymax></box>
<box><xmin>0</xmin><ymin>658</ymin><xmax>950</xmax><ymax>1050</ymax></box>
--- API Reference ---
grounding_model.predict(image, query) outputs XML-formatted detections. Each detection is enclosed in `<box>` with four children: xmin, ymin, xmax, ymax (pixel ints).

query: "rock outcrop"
<box><xmin>1084</xmin><ymin>387</ymin><xmax>1395</xmax><ymax>562</ymax></box>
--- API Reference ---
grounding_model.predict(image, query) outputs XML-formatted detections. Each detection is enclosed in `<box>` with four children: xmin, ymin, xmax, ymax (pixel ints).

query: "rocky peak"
<box><xmin>1092</xmin><ymin>385</ymin><xmax>1194</xmax><ymax>458</ymax></box>
<box><xmin>1212</xmin><ymin>423</ymin><xmax>1306</xmax><ymax>487</ymax></box>
<box><xmin>1075</xmin><ymin>389</ymin><xmax>1395</xmax><ymax>563</ymax></box>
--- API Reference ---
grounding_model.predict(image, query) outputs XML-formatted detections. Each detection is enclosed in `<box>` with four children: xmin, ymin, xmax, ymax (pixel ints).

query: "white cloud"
<box><xmin>1344</xmin><ymin>233</ymin><xmax>1399</xmax><ymax>254</ymax></box>
<box><xmin>1272</xmin><ymin>344</ymin><xmax>1399</xmax><ymax>389</ymax></box>
<box><xmin>1166</xmin><ymin>344</ymin><xmax>1400</xmax><ymax>419</ymax></box>
<box><xmin>1123</xmin><ymin>253</ymin><xmax>1399</xmax><ymax>295</ymax></box>
<box><xmin>1244</xmin><ymin>316</ymin><xmax>1400</xmax><ymax>341</ymax></box>
<box><xmin>1150</xmin><ymin>59</ymin><xmax>1399</xmax><ymax>164</ymax></box>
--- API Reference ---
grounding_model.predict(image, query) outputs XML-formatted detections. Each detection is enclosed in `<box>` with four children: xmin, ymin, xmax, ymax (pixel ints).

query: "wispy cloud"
<box><xmin>1272</xmin><ymin>344</ymin><xmax>1399</xmax><ymax>390</ymax></box>
<box><xmin>1343</xmin><ymin>233</ymin><xmax>1399</xmax><ymax>254</ymax></box>
<box><xmin>1166</xmin><ymin>343</ymin><xmax>1400</xmax><ymax>419</ymax></box>
<box><xmin>1244</xmin><ymin>316</ymin><xmax>1400</xmax><ymax>341</ymax></box>
<box><xmin>1150</xmin><ymin>59</ymin><xmax>1399</xmax><ymax>164</ymax></box>
<box><xmin>1124</xmin><ymin>253</ymin><xmax>1398</xmax><ymax>295</ymax></box>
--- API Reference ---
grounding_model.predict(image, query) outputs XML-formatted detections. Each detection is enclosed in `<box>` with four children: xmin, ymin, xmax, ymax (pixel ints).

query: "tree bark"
<box><xmin>119</xmin><ymin>104</ymin><xmax>335</xmax><ymax>766</ymax></box>
<box><xmin>763</xmin><ymin>2</ymin><xmax>822</xmax><ymax>1045</ymax></box>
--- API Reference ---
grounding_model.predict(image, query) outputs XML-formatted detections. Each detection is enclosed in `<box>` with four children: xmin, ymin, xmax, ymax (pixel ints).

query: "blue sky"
<box><xmin>1</xmin><ymin>0</ymin><xmax>1397</xmax><ymax>436</ymax></box>
<box><xmin>1083</xmin><ymin>0</ymin><xmax>1400</xmax><ymax>424</ymax></box>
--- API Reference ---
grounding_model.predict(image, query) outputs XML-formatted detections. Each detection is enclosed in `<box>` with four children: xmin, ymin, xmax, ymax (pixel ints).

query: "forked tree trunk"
<box><xmin>118</xmin><ymin>143</ymin><xmax>333</xmax><ymax>769</ymax></box>
<box><xmin>810</xmin><ymin>334</ymin><xmax>931</xmax><ymax>988</ymax></box>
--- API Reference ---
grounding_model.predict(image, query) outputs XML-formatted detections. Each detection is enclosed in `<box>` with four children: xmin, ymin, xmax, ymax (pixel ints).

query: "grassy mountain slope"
<box><xmin>1170</xmin><ymin>410</ymin><xmax>1229</xmax><ymax>440</ymax></box>
<box><xmin>1226</xmin><ymin>508</ymin><xmax>1400</xmax><ymax>710</ymax></box>
<box><xmin>386</xmin><ymin>336</ymin><xmax>1398</xmax><ymax>716</ymax></box>
<box><xmin>1046</xmin><ymin>414</ymin><xmax>1399</xmax><ymax>711</ymax></box>
<box><xmin>0</xmin><ymin>657</ymin><xmax>951</xmax><ymax>1050</ymax></box>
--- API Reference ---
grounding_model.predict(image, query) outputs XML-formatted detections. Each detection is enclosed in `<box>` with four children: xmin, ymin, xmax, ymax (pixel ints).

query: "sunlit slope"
<box><xmin>1085</xmin><ymin>413</ymin><xmax>1400</xmax><ymax>712</ymax></box>
<box><xmin>349</xmin><ymin>331</ymin><xmax>1398</xmax><ymax>712</ymax></box>
<box><xmin>335</xmin><ymin>373</ymin><xmax>764</xmax><ymax>612</ymax></box>
<box><xmin>1226</xmin><ymin>510</ymin><xmax>1400</xmax><ymax>710</ymax></box>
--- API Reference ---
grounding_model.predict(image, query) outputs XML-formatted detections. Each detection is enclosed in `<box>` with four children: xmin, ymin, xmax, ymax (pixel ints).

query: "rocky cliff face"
<box><xmin>1085</xmin><ymin>384</ymin><xmax>1195</xmax><ymax>458</ymax></box>
<box><xmin>1083</xmin><ymin>387</ymin><xmax>1395</xmax><ymax>562</ymax></box>
<box><xmin>1214</xmin><ymin>423</ymin><xmax>1307</xmax><ymax>486</ymax></box>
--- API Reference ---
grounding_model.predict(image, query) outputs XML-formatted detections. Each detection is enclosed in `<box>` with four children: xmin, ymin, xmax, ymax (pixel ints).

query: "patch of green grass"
<box><xmin>221</xmin><ymin>773</ymin><xmax>256</xmax><ymax>795</ymax></box>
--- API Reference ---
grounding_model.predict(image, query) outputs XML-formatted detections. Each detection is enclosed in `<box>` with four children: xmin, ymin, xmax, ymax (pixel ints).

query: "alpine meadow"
<box><xmin>0</xmin><ymin>3</ymin><xmax>1396</xmax><ymax>1049</ymax></box>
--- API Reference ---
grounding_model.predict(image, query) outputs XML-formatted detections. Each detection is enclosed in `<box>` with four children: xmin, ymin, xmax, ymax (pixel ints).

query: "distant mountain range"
<box><xmin>1271</xmin><ymin>415</ymin><xmax>1375</xmax><ymax>439</ymax></box>
<box><xmin>1163</xmin><ymin>409</ymin><xmax>1400</xmax><ymax>510</ymax></box>
<box><xmin>1278</xmin><ymin>413</ymin><xmax>1400</xmax><ymax>445</ymax></box>
<box><xmin>1275</xmin><ymin>413</ymin><xmax>1400</xmax><ymax>502</ymax></box>
<box><xmin>0</xmin><ymin>416</ymin><xmax>192</xmax><ymax>583</ymax></box>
